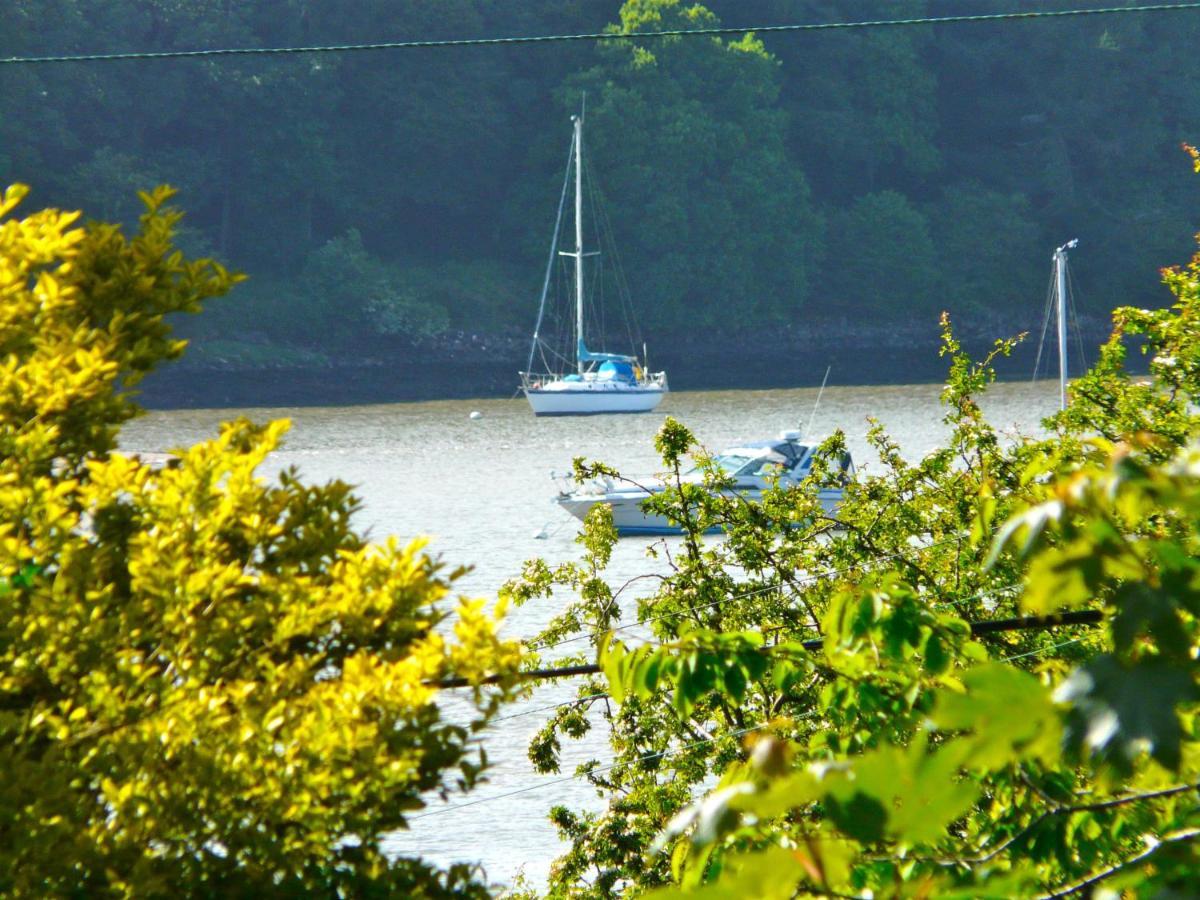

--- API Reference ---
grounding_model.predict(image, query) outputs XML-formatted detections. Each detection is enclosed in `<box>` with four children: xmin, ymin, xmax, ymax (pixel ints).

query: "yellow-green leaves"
<box><xmin>933</xmin><ymin>664</ymin><xmax>1061</xmax><ymax>769</ymax></box>
<box><xmin>820</xmin><ymin>738</ymin><xmax>979</xmax><ymax>846</ymax></box>
<box><xmin>0</xmin><ymin>187</ymin><xmax>520</xmax><ymax>896</ymax></box>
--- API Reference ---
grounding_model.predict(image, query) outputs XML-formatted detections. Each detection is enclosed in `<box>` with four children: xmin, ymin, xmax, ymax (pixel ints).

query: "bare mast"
<box><xmin>1054</xmin><ymin>239</ymin><xmax>1078</xmax><ymax>411</ymax></box>
<box><xmin>557</xmin><ymin>110</ymin><xmax>589</xmax><ymax>376</ymax></box>
<box><xmin>573</xmin><ymin>112</ymin><xmax>585</xmax><ymax>374</ymax></box>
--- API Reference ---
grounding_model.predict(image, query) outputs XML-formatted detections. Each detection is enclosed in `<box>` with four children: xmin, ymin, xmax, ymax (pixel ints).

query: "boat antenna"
<box><xmin>804</xmin><ymin>365</ymin><xmax>832</xmax><ymax>438</ymax></box>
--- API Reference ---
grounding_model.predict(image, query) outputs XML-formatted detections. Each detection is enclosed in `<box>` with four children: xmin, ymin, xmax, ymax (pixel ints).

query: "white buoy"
<box><xmin>469</xmin><ymin>410</ymin><xmax>483</xmax><ymax>420</ymax></box>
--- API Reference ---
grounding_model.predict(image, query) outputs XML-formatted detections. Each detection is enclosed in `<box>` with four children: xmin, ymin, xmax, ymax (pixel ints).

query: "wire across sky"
<box><xmin>2</xmin><ymin>3</ymin><xmax>1200</xmax><ymax>66</ymax></box>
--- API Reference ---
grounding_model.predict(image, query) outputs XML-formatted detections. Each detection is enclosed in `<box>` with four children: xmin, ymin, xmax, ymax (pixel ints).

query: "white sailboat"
<box><xmin>519</xmin><ymin>111</ymin><xmax>668</xmax><ymax>417</ymax></box>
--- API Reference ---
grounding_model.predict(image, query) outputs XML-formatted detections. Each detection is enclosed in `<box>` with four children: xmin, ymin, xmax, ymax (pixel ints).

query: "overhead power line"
<box><xmin>3</xmin><ymin>3</ymin><xmax>1200</xmax><ymax>66</ymax></box>
<box><xmin>489</xmin><ymin>583</ymin><xmax>1026</xmax><ymax>723</ymax></box>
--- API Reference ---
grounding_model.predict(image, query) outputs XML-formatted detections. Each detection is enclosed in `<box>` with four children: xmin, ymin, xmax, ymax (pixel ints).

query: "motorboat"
<box><xmin>554</xmin><ymin>431</ymin><xmax>853</xmax><ymax>536</ymax></box>
<box><xmin>519</xmin><ymin>107</ymin><xmax>667</xmax><ymax>416</ymax></box>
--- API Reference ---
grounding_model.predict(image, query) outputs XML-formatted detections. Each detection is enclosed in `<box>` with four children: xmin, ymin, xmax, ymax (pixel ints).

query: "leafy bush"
<box><xmin>302</xmin><ymin>229</ymin><xmax>452</xmax><ymax>342</ymax></box>
<box><xmin>0</xmin><ymin>185</ymin><xmax>519</xmax><ymax>896</ymax></box>
<box><xmin>508</xmin><ymin>172</ymin><xmax>1200</xmax><ymax>896</ymax></box>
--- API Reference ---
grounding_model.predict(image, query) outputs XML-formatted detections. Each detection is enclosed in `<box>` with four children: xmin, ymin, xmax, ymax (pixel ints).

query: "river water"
<box><xmin>119</xmin><ymin>381</ymin><xmax>1063</xmax><ymax>889</ymax></box>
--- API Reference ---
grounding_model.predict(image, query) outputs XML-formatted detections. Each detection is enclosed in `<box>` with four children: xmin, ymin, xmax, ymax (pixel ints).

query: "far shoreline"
<box><xmin>141</xmin><ymin>316</ymin><xmax>1124</xmax><ymax>410</ymax></box>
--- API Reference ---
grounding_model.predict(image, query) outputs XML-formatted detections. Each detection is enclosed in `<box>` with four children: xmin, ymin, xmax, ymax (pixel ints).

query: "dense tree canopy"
<box><xmin>502</xmin><ymin>158</ymin><xmax>1200</xmax><ymax>896</ymax></box>
<box><xmin>0</xmin><ymin>184</ymin><xmax>520</xmax><ymax>895</ymax></box>
<box><xmin>2</xmin><ymin>0</ymin><xmax>1199</xmax><ymax>362</ymax></box>
<box><xmin>6</xmin><ymin>177</ymin><xmax>1200</xmax><ymax>896</ymax></box>
<box><xmin>6</xmin><ymin>0</ymin><xmax>1200</xmax><ymax>890</ymax></box>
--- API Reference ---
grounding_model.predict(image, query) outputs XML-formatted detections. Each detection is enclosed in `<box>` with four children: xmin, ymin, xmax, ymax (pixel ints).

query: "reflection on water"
<box><xmin>119</xmin><ymin>381</ymin><xmax>1063</xmax><ymax>887</ymax></box>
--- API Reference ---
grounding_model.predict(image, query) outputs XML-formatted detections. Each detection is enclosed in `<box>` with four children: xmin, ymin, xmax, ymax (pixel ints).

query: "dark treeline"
<box><xmin>3</xmin><ymin>0</ymin><xmax>1199</xmax><ymax>369</ymax></box>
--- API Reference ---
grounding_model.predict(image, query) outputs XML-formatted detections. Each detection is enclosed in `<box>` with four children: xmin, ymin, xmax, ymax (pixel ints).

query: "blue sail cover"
<box><xmin>577</xmin><ymin>338</ymin><xmax>637</xmax><ymax>365</ymax></box>
<box><xmin>598</xmin><ymin>360</ymin><xmax>635</xmax><ymax>381</ymax></box>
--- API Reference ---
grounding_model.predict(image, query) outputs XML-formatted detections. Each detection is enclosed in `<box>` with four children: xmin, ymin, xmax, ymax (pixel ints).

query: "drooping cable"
<box><xmin>1065</xmin><ymin>258</ymin><xmax>1089</xmax><ymax>373</ymax></box>
<box><xmin>475</xmin><ymin>583</ymin><xmax>1027</xmax><ymax>724</ymax></box>
<box><xmin>4</xmin><ymin>4</ymin><xmax>1200</xmax><ymax>66</ymax></box>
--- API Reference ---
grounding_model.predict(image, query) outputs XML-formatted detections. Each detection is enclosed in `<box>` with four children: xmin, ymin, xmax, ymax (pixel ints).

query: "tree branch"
<box><xmin>1035</xmin><ymin>827</ymin><xmax>1200</xmax><ymax>899</ymax></box>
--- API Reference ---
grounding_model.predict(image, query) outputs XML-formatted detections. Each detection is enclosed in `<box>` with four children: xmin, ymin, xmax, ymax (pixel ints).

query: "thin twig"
<box><xmin>1035</xmin><ymin>827</ymin><xmax>1200</xmax><ymax>899</ymax></box>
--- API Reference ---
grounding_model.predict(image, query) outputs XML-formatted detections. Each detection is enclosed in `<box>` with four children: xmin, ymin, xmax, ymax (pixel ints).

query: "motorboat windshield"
<box><xmin>695</xmin><ymin>442</ymin><xmax>813</xmax><ymax>478</ymax></box>
<box><xmin>707</xmin><ymin>453</ymin><xmax>762</xmax><ymax>476</ymax></box>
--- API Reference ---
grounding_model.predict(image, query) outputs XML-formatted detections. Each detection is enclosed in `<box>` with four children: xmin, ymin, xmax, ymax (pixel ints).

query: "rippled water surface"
<box><xmin>120</xmin><ymin>381</ymin><xmax>1063</xmax><ymax>888</ymax></box>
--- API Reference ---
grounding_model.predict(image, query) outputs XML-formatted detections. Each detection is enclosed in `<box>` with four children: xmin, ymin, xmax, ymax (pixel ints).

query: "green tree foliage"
<box><xmin>300</xmin><ymin>229</ymin><xmax>450</xmax><ymax>346</ymax></box>
<box><xmin>713</xmin><ymin>0</ymin><xmax>940</xmax><ymax>201</ymax></box>
<box><xmin>506</xmin><ymin>188</ymin><xmax>1200</xmax><ymax>896</ymax></box>
<box><xmin>929</xmin><ymin>0</ymin><xmax>1200</xmax><ymax>309</ymax></box>
<box><xmin>824</xmin><ymin>190</ymin><xmax>938</xmax><ymax>316</ymax></box>
<box><xmin>552</xmin><ymin>0</ymin><xmax>821</xmax><ymax>328</ymax></box>
<box><xmin>0</xmin><ymin>185</ymin><xmax>520</xmax><ymax>895</ymax></box>
<box><xmin>925</xmin><ymin>182</ymin><xmax>1042</xmax><ymax>317</ymax></box>
<box><xmin>3</xmin><ymin>0</ymin><xmax>1198</xmax><ymax>354</ymax></box>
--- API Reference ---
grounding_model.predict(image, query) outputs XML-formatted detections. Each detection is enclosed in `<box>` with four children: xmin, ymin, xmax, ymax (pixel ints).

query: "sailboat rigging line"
<box><xmin>527</xmin><ymin>131</ymin><xmax>576</xmax><ymax>374</ymax></box>
<box><xmin>804</xmin><ymin>366</ymin><xmax>833</xmax><ymax>438</ymax></box>
<box><xmin>588</xmin><ymin>255</ymin><xmax>605</xmax><ymax>347</ymax></box>
<box><xmin>584</xmin><ymin>162</ymin><xmax>608</xmax><ymax>348</ymax></box>
<box><xmin>7</xmin><ymin>4</ymin><xmax>1200</xmax><ymax>66</ymax></box>
<box><xmin>1066</xmin><ymin>262</ymin><xmax>1088</xmax><ymax>370</ymax></box>
<box><xmin>1032</xmin><ymin>265</ymin><xmax>1057</xmax><ymax>384</ymax></box>
<box><xmin>585</xmin><ymin>154</ymin><xmax>642</xmax><ymax>354</ymax></box>
<box><xmin>592</xmin><ymin>164</ymin><xmax>643</xmax><ymax>355</ymax></box>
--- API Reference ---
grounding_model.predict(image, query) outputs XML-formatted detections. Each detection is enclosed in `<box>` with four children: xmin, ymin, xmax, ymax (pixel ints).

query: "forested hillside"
<box><xmin>3</xmin><ymin>0</ymin><xmax>1198</xmax><ymax>372</ymax></box>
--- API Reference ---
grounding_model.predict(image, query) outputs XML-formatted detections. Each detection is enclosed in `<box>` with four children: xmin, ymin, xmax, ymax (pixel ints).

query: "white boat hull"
<box><xmin>525</xmin><ymin>384</ymin><xmax>666</xmax><ymax>417</ymax></box>
<box><xmin>558</xmin><ymin>487</ymin><xmax>844</xmax><ymax>536</ymax></box>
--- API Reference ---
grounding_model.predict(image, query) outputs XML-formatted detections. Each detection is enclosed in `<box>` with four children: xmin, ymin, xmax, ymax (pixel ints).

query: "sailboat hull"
<box><xmin>524</xmin><ymin>384</ymin><xmax>666</xmax><ymax>416</ymax></box>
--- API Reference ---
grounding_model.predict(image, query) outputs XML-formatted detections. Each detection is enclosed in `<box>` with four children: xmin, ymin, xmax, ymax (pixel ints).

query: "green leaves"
<box><xmin>654</xmin><ymin>417</ymin><xmax>697</xmax><ymax>470</ymax></box>
<box><xmin>514</xmin><ymin>214</ymin><xmax>1200</xmax><ymax>897</ymax></box>
<box><xmin>601</xmin><ymin>630</ymin><xmax>773</xmax><ymax>717</ymax></box>
<box><xmin>1020</xmin><ymin>539</ymin><xmax>1104</xmax><ymax>615</ymax></box>
<box><xmin>933</xmin><ymin>664</ymin><xmax>1061</xmax><ymax>769</ymax></box>
<box><xmin>820</xmin><ymin>739</ymin><xmax>979</xmax><ymax>845</ymax></box>
<box><xmin>1058</xmin><ymin>655</ymin><xmax>1198</xmax><ymax>772</ymax></box>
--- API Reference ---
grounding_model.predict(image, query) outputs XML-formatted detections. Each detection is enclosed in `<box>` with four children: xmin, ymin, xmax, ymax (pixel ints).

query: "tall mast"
<box><xmin>1054</xmin><ymin>239</ymin><xmax>1077</xmax><ymax>411</ymax></box>
<box><xmin>573</xmin><ymin>112</ymin><xmax>585</xmax><ymax>374</ymax></box>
